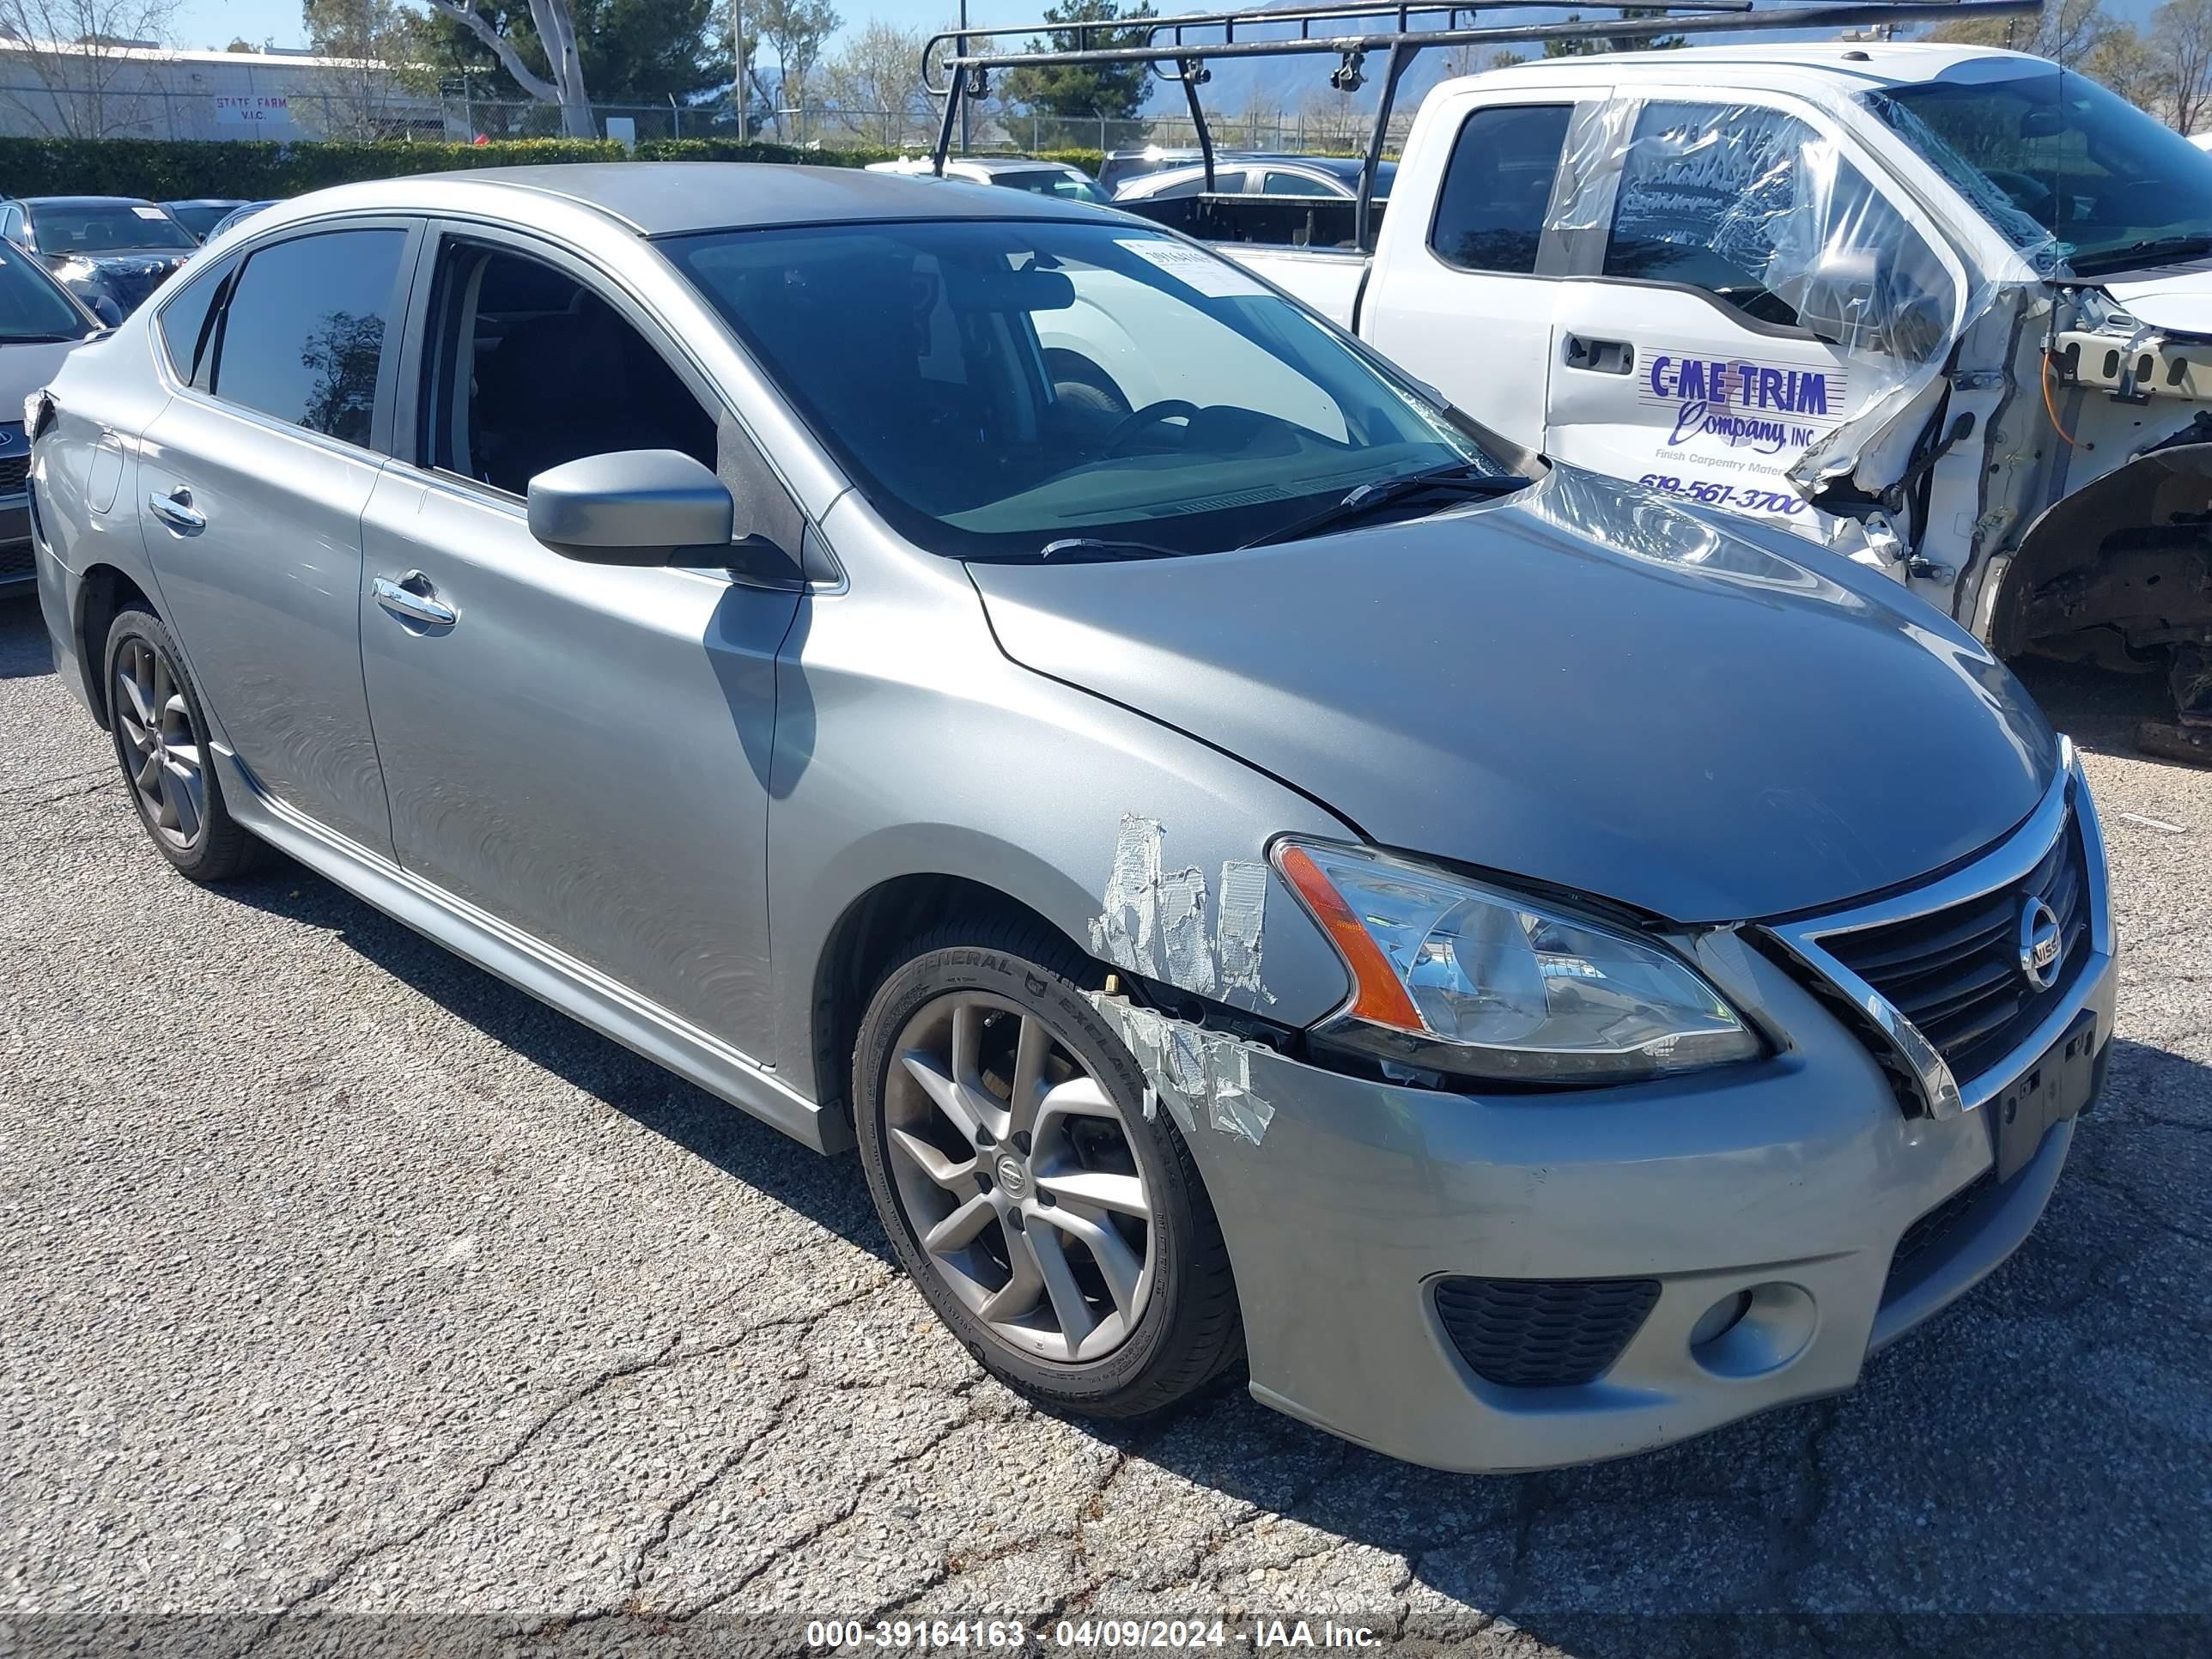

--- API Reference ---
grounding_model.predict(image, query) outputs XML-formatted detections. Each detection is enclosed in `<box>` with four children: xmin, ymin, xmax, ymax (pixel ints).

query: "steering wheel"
<box><xmin>1104</xmin><ymin>398</ymin><xmax>1200</xmax><ymax>455</ymax></box>
<box><xmin>1981</xmin><ymin>168</ymin><xmax>2054</xmax><ymax>217</ymax></box>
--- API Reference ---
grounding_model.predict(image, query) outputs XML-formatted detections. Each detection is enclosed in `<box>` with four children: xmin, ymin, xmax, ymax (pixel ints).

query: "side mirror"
<box><xmin>89</xmin><ymin>293</ymin><xmax>122</xmax><ymax>327</ymax></box>
<box><xmin>1789</xmin><ymin>245</ymin><xmax>1882</xmax><ymax>351</ymax></box>
<box><xmin>526</xmin><ymin>448</ymin><xmax>734</xmax><ymax>566</ymax></box>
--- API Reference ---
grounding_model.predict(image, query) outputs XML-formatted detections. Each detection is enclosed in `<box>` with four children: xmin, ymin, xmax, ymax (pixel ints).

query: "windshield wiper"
<box><xmin>1238</xmin><ymin>463</ymin><xmax>1528</xmax><ymax>550</ymax></box>
<box><xmin>1034</xmin><ymin>536</ymin><xmax>1188</xmax><ymax>562</ymax></box>
<box><xmin>2063</xmin><ymin>233</ymin><xmax>2212</xmax><ymax>277</ymax></box>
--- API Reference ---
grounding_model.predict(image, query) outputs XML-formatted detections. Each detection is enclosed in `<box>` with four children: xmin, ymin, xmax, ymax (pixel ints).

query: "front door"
<box><xmin>357</xmin><ymin>228</ymin><xmax>802</xmax><ymax>1054</ymax></box>
<box><xmin>1543</xmin><ymin>97</ymin><xmax>1966</xmax><ymax>544</ymax></box>
<box><xmin>137</xmin><ymin>220</ymin><xmax>416</xmax><ymax>857</ymax></box>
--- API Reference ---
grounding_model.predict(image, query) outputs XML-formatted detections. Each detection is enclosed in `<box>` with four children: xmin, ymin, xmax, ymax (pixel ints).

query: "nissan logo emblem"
<box><xmin>2017</xmin><ymin>896</ymin><xmax>2063</xmax><ymax>991</ymax></box>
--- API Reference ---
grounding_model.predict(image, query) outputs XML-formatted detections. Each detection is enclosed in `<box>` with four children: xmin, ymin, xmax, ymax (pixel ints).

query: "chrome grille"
<box><xmin>1818</xmin><ymin>816</ymin><xmax>2089</xmax><ymax>1087</ymax></box>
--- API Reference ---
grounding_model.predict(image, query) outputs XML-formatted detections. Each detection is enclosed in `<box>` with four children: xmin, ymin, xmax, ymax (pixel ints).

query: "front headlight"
<box><xmin>1273</xmin><ymin>840</ymin><xmax>1761</xmax><ymax>1084</ymax></box>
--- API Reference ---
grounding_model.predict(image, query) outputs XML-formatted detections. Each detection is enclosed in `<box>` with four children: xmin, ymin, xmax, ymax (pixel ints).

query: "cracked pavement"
<box><xmin>2</xmin><ymin>598</ymin><xmax>2208</xmax><ymax>1656</ymax></box>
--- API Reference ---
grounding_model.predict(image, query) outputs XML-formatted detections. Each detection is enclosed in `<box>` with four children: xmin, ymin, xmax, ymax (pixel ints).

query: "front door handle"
<box><xmin>372</xmin><ymin>570</ymin><xmax>458</xmax><ymax>628</ymax></box>
<box><xmin>1563</xmin><ymin>334</ymin><xmax>1636</xmax><ymax>374</ymax></box>
<box><xmin>147</xmin><ymin>486</ymin><xmax>205</xmax><ymax>532</ymax></box>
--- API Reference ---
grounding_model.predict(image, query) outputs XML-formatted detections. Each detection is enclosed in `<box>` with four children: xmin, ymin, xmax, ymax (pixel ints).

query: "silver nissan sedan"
<box><xmin>26</xmin><ymin>165</ymin><xmax>2115</xmax><ymax>1473</ymax></box>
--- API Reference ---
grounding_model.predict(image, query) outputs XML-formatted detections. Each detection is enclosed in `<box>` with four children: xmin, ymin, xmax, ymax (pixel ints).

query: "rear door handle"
<box><xmin>373</xmin><ymin>570</ymin><xmax>458</xmax><ymax>628</ymax></box>
<box><xmin>1563</xmin><ymin>335</ymin><xmax>1636</xmax><ymax>374</ymax></box>
<box><xmin>147</xmin><ymin>486</ymin><xmax>205</xmax><ymax>532</ymax></box>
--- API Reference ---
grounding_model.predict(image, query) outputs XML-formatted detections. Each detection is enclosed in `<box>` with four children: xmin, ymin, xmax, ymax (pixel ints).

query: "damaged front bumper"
<box><xmin>1093</xmin><ymin>931</ymin><xmax>2115</xmax><ymax>1474</ymax></box>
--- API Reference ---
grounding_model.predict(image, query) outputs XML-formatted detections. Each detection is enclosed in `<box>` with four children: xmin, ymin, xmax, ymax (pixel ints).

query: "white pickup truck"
<box><xmin>1131</xmin><ymin>42</ymin><xmax>2212</xmax><ymax>748</ymax></box>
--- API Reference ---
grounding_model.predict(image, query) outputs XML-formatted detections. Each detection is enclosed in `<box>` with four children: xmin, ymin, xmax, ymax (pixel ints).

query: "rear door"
<box><xmin>1362</xmin><ymin>87</ymin><xmax>1595</xmax><ymax>447</ymax></box>
<box><xmin>1542</xmin><ymin>95</ymin><xmax>1966</xmax><ymax>540</ymax></box>
<box><xmin>137</xmin><ymin>218</ymin><xmax>416</xmax><ymax>857</ymax></box>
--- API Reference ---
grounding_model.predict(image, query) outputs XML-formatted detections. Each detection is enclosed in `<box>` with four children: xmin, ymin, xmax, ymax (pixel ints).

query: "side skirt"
<box><xmin>214</xmin><ymin>746</ymin><xmax>851</xmax><ymax>1156</ymax></box>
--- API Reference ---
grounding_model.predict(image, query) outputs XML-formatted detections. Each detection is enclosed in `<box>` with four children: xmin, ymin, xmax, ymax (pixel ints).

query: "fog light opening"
<box><xmin>1690</xmin><ymin>1281</ymin><xmax>1816</xmax><ymax>1379</ymax></box>
<box><xmin>1689</xmin><ymin>1290</ymin><xmax>1752</xmax><ymax>1348</ymax></box>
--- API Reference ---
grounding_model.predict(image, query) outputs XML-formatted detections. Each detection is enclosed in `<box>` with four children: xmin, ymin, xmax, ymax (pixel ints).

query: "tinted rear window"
<box><xmin>210</xmin><ymin>228</ymin><xmax>404</xmax><ymax>447</ymax></box>
<box><xmin>1430</xmin><ymin>105</ymin><xmax>1571</xmax><ymax>273</ymax></box>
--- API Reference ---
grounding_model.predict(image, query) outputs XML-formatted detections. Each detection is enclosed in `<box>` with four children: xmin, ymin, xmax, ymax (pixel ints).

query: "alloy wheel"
<box><xmin>884</xmin><ymin>993</ymin><xmax>1158</xmax><ymax>1364</ymax></box>
<box><xmin>113</xmin><ymin>636</ymin><xmax>207</xmax><ymax>849</ymax></box>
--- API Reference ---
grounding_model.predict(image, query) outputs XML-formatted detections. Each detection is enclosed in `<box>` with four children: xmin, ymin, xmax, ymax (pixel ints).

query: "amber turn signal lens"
<box><xmin>1274</xmin><ymin>842</ymin><xmax>1425</xmax><ymax>1033</ymax></box>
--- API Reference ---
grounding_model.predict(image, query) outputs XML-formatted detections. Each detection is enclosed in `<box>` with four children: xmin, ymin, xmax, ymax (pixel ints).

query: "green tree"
<box><xmin>1542</xmin><ymin>9</ymin><xmax>1685</xmax><ymax>55</ymax></box>
<box><xmin>414</xmin><ymin>0</ymin><xmax>595</xmax><ymax>134</ymax></box>
<box><xmin>996</xmin><ymin>0</ymin><xmax>1157</xmax><ymax>120</ymax></box>
<box><xmin>720</xmin><ymin>0</ymin><xmax>841</xmax><ymax>135</ymax></box>
<box><xmin>417</xmin><ymin>0</ymin><xmax>731</xmax><ymax>112</ymax></box>
<box><xmin>304</xmin><ymin>0</ymin><xmax>436</xmax><ymax>138</ymax></box>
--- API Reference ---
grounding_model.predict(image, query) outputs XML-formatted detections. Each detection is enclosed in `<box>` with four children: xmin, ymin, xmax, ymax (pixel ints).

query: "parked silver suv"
<box><xmin>26</xmin><ymin>166</ymin><xmax>2114</xmax><ymax>1473</ymax></box>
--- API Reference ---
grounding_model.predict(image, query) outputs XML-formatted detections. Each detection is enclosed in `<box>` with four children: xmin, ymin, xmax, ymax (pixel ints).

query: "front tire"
<box><xmin>104</xmin><ymin>604</ymin><xmax>262</xmax><ymax>882</ymax></box>
<box><xmin>852</xmin><ymin>919</ymin><xmax>1243</xmax><ymax>1417</ymax></box>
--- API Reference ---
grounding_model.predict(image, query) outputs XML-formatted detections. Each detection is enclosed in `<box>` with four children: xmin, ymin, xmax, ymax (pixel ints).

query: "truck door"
<box><xmin>1543</xmin><ymin>97</ymin><xmax>1966</xmax><ymax>544</ymax></box>
<box><xmin>1363</xmin><ymin>88</ymin><xmax>1598</xmax><ymax>448</ymax></box>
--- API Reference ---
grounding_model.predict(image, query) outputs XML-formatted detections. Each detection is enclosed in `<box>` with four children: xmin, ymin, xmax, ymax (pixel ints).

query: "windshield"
<box><xmin>664</xmin><ymin>219</ymin><xmax>1500</xmax><ymax>560</ymax></box>
<box><xmin>0</xmin><ymin>246</ymin><xmax>92</xmax><ymax>342</ymax></box>
<box><xmin>993</xmin><ymin>168</ymin><xmax>1111</xmax><ymax>204</ymax></box>
<box><xmin>1864</xmin><ymin>70</ymin><xmax>2212</xmax><ymax>274</ymax></box>
<box><xmin>32</xmin><ymin>202</ymin><xmax>196</xmax><ymax>253</ymax></box>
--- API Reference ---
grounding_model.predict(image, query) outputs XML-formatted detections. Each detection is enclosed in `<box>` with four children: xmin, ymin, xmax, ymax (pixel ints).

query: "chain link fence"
<box><xmin>0</xmin><ymin>80</ymin><xmax>1408</xmax><ymax>161</ymax></box>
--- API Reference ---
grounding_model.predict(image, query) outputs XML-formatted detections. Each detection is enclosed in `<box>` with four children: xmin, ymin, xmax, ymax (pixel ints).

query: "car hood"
<box><xmin>0</xmin><ymin>338</ymin><xmax>80</xmax><ymax>412</ymax></box>
<box><xmin>2100</xmin><ymin>264</ymin><xmax>2212</xmax><ymax>334</ymax></box>
<box><xmin>967</xmin><ymin>465</ymin><xmax>2058</xmax><ymax>925</ymax></box>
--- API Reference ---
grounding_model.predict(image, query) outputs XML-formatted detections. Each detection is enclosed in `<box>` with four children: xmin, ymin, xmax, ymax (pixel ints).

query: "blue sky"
<box><xmin>179</xmin><ymin>0</ymin><xmax>1021</xmax><ymax>55</ymax></box>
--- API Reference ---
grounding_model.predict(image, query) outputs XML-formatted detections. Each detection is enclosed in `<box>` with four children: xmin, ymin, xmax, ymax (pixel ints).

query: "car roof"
<box><xmin>362</xmin><ymin>162</ymin><xmax>1110</xmax><ymax>234</ymax></box>
<box><xmin>22</xmin><ymin>196</ymin><xmax>163</xmax><ymax>210</ymax></box>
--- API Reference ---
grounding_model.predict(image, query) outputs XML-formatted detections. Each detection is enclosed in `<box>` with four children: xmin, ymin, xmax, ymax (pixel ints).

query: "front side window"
<box><xmin>1261</xmin><ymin>169</ymin><xmax>1333</xmax><ymax>198</ymax></box>
<box><xmin>210</xmin><ymin>228</ymin><xmax>404</xmax><ymax>447</ymax></box>
<box><xmin>664</xmin><ymin>218</ymin><xmax>1504</xmax><ymax>561</ymax></box>
<box><xmin>29</xmin><ymin>202</ymin><xmax>195</xmax><ymax>253</ymax></box>
<box><xmin>1864</xmin><ymin>70</ymin><xmax>2212</xmax><ymax>275</ymax></box>
<box><xmin>1430</xmin><ymin>103</ymin><xmax>1573</xmax><ymax>274</ymax></box>
<box><xmin>424</xmin><ymin>243</ymin><xmax>717</xmax><ymax>495</ymax></box>
<box><xmin>1601</xmin><ymin>101</ymin><xmax>1957</xmax><ymax>360</ymax></box>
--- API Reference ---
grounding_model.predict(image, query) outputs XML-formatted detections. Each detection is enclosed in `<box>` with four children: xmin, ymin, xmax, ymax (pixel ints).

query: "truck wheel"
<box><xmin>852</xmin><ymin>919</ymin><xmax>1243</xmax><ymax>1416</ymax></box>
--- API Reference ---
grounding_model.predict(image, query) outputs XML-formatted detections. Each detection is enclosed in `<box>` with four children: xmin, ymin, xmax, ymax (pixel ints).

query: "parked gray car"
<box><xmin>26</xmin><ymin>165</ymin><xmax>2115</xmax><ymax>1473</ymax></box>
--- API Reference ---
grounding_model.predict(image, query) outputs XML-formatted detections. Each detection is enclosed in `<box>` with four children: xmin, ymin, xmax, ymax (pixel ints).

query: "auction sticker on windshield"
<box><xmin>1115</xmin><ymin>238</ymin><xmax>1270</xmax><ymax>300</ymax></box>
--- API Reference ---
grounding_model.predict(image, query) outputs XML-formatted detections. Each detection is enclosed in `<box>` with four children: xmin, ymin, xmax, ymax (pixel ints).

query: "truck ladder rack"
<box><xmin>924</xmin><ymin>0</ymin><xmax>2038</xmax><ymax>250</ymax></box>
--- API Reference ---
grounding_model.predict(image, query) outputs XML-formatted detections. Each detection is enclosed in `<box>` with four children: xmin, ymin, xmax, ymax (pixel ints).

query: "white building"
<box><xmin>0</xmin><ymin>38</ymin><xmax>445</xmax><ymax>140</ymax></box>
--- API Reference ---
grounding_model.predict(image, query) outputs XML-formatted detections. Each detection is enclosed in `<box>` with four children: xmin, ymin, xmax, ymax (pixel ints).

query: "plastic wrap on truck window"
<box><xmin>1548</xmin><ymin>98</ymin><xmax>1978</xmax><ymax>517</ymax></box>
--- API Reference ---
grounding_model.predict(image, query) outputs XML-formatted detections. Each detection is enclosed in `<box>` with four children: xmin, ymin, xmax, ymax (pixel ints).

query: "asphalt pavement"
<box><xmin>2</xmin><ymin>592</ymin><xmax>2207</xmax><ymax>1658</ymax></box>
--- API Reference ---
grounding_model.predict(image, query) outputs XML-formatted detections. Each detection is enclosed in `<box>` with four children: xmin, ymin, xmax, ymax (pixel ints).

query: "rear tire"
<box><xmin>852</xmin><ymin>917</ymin><xmax>1243</xmax><ymax>1417</ymax></box>
<box><xmin>103</xmin><ymin>604</ymin><xmax>262</xmax><ymax>882</ymax></box>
